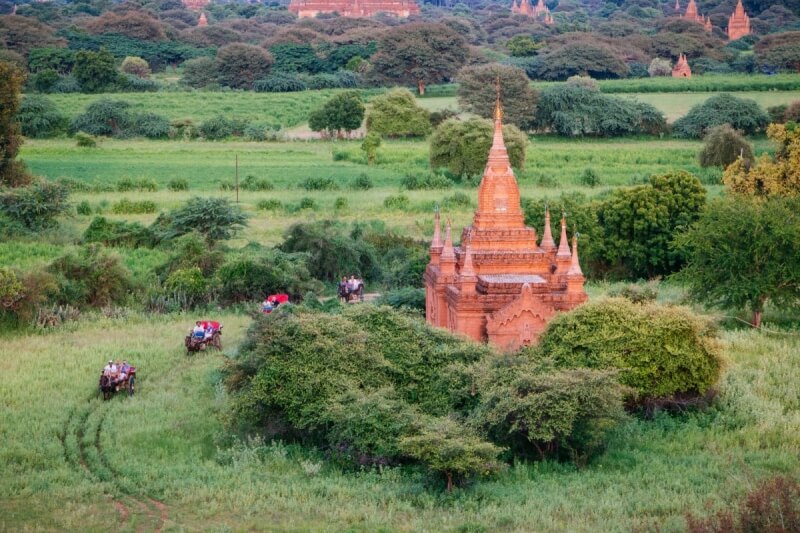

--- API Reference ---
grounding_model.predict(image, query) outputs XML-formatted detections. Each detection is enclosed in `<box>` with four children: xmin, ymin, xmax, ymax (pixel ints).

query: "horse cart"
<box><xmin>185</xmin><ymin>320</ymin><xmax>222</xmax><ymax>354</ymax></box>
<box><xmin>99</xmin><ymin>367</ymin><xmax>136</xmax><ymax>401</ymax></box>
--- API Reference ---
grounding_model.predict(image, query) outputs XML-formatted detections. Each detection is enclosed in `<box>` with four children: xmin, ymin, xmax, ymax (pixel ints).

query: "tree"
<box><xmin>160</xmin><ymin>197</ymin><xmax>248</xmax><ymax>247</ymax></box>
<box><xmin>596</xmin><ymin>171</ymin><xmax>706</xmax><ymax>279</ymax></box>
<box><xmin>180</xmin><ymin>56</ymin><xmax>217</xmax><ymax>89</ymax></box>
<box><xmin>456</xmin><ymin>64</ymin><xmax>538</xmax><ymax>131</ymax></box>
<box><xmin>430</xmin><ymin>118</ymin><xmax>527</xmax><ymax>178</ymax></box>
<box><xmin>361</xmin><ymin>132</ymin><xmax>381</xmax><ymax>165</ymax></box>
<box><xmin>215</xmin><ymin>44</ymin><xmax>274</xmax><ymax>90</ymax></box>
<box><xmin>73</xmin><ymin>48</ymin><xmax>119</xmax><ymax>93</ymax></box>
<box><xmin>120</xmin><ymin>56</ymin><xmax>151</xmax><ymax>78</ymax></box>
<box><xmin>755</xmin><ymin>31</ymin><xmax>800</xmax><ymax>72</ymax></box>
<box><xmin>0</xmin><ymin>180</ymin><xmax>69</xmax><ymax>230</ymax></box>
<box><xmin>370</xmin><ymin>23</ymin><xmax>468</xmax><ymax>95</ymax></box>
<box><xmin>675</xmin><ymin>195</ymin><xmax>800</xmax><ymax>327</ymax></box>
<box><xmin>0</xmin><ymin>15</ymin><xmax>65</xmax><ymax>57</ymax></box>
<box><xmin>268</xmin><ymin>43</ymin><xmax>324</xmax><ymax>74</ymax></box>
<box><xmin>647</xmin><ymin>58</ymin><xmax>672</xmax><ymax>77</ymax></box>
<box><xmin>365</xmin><ymin>89</ymin><xmax>431</xmax><ymax>138</ymax></box>
<box><xmin>399</xmin><ymin>418</ymin><xmax>504</xmax><ymax>491</ymax></box>
<box><xmin>505</xmin><ymin>35</ymin><xmax>542</xmax><ymax>57</ymax></box>
<box><xmin>27</xmin><ymin>47</ymin><xmax>75</xmax><ymax>74</ymax></box>
<box><xmin>0</xmin><ymin>60</ymin><xmax>30</xmax><ymax>187</ymax></box>
<box><xmin>699</xmin><ymin>124</ymin><xmax>753</xmax><ymax>168</ymax></box>
<box><xmin>17</xmin><ymin>95</ymin><xmax>66</xmax><ymax>138</ymax></box>
<box><xmin>723</xmin><ymin>123</ymin><xmax>800</xmax><ymax>196</ymax></box>
<box><xmin>534</xmin><ymin>42</ymin><xmax>629</xmax><ymax>81</ymax></box>
<box><xmin>84</xmin><ymin>11</ymin><xmax>166</xmax><ymax>41</ymax></box>
<box><xmin>672</xmin><ymin>94</ymin><xmax>770</xmax><ymax>138</ymax></box>
<box><xmin>308</xmin><ymin>91</ymin><xmax>364</xmax><ymax>138</ymax></box>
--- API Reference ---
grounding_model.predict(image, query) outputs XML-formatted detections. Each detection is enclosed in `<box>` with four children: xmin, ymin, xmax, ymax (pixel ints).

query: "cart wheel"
<box><xmin>128</xmin><ymin>376</ymin><xmax>135</xmax><ymax>397</ymax></box>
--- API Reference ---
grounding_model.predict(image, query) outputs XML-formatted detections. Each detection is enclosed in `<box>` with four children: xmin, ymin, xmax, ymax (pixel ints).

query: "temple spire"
<box><xmin>556</xmin><ymin>213</ymin><xmax>571</xmax><ymax>258</ymax></box>
<box><xmin>441</xmin><ymin>220</ymin><xmax>455</xmax><ymax>263</ymax></box>
<box><xmin>540</xmin><ymin>206</ymin><xmax>556</xmax><ymax>251</ymax></box>
<box><xmin>431</xmin><ymin>207</ymin><xmax>442</xmax><ymax>248</ymax></box>
<box><xmin>461</xmin><ymin>243</ymin><xmax>476</xmax><ymax>277</ymax></box>
<box><xmin>567</xmin><ymin>234</ymin><xmax>583</xmax><ymax>276</ymax></box>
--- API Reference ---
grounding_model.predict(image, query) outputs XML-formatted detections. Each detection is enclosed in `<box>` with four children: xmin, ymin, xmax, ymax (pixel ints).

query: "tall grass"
<box><xmin>0</xmin><ymin>307</ymin><xmax>798</xmax><ymax>531</ymax></box>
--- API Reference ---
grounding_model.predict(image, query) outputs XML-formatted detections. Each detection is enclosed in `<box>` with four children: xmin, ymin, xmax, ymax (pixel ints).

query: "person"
<box><xmin>118</xmin><ymin>360</ymin><xmax>130</xmax><ymax>382</ymax></box>
<box><xmin>192</xmin><ymin>321</ymin><xmax>205</xmax><ymax>339</ymax></box>
<box><xmin>338</xmin><ymin>277</ymin><xmax>348</xmax><ymax>301</ymax></box>
<box><xmin>103</xmin><ymin>360</ymin><xmax>115</xmax><ymax>377</ymax></box>
<box><xmin>204</xmin><ymin>323</ymin><xmax>214</xmax><ymax>340</ymax></box>
<box><xmin>348</xmin><ymin>275</ymin><xmax>358</xmax><ymax>293</ymax></box>
<box><xmin>262</xmin><ymin>298</ymin><xmax>273</xmax><ymax>313</ymax></box>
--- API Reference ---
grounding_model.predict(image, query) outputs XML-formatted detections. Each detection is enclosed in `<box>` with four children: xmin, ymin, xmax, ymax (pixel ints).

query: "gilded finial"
<box><xmin>494</xmin><ymin>75</ymin><xmax>503</xmax><ymax>121</ymax></box>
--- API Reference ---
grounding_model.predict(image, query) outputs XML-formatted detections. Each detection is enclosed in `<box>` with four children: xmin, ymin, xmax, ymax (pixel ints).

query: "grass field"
<box><xmin>0</xmin><ymin>301</ymin><xmax>798</xmax><ymax>532</ymax></box>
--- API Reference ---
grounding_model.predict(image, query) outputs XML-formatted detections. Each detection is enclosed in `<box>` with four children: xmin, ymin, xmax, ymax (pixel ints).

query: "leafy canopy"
<box><xmin>161</xmin><ymin>197</ymin><xmax>248</xmax><ymax>246</ymax></box>
<box><xmin>723</xmin><ymin>123</ymin><xmax>800</xmax><ymax>196</ymax></box>
<box><xmin>366</xmin><ymin>88</ymin><xmax>431</xmax><ymax>139</ymax></box>
<box><xmin>308</xmin><ymin>91</ymin><xmax>364</xmax><ymax>137</ymax></box>
<box><xmin>456</xmin><ymin>64</ymin><xmax>538</xmax><ymax>131</ymax></box>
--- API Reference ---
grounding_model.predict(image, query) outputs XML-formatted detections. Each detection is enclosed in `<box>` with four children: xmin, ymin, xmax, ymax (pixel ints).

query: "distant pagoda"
<box><xmin>672</xmin><ymin>53</ymin><xmax>692</xmax><ymax>77</ymax></box>
<box><xmin>182</xmin><ymin>0</ymin><xmax>209</xmax><ymax>10</ymax></box>
<box><xmin>727</xmin><ymin>0</ymin><xmax>752</xmax><ymax>40</ymax></box>
<box><xmin>512</xmin><ymin>0</ymin><xmax>554</xmax><ymax>24</ymax></box>
<box><xmin>197</xmin><ymin>12</ymin><xmax>208</xmax><ymax>26</ymax></box>
<box><xmin>681</xmin><ymin>0</ymin><xmax>712</xmax><ymax>32</ymax></box>
<box><xmin>424</xmin><ymin>84</ymin><xmax>587</xmax><ymax>352</ymax></box>
<box><xmin>287</xmin><ymin>0</ymin><xmax>419</xmax><ymax>18</ymax></box>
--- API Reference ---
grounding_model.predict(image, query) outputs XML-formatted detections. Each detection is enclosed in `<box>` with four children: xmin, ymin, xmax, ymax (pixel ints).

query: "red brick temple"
<box><xmin>182</xmin><ymin>0</ymin><xmax>209</xmax><ymax>11</ymax></box>
<box><xmin>672</xmin><ymin>53</ymin><xmax>692</xmax><ymax>77</ymax></box>
<box><xmin>197</xmin><ymin>12</ymin><xmax>208</xmax><ymax>26</ymax></box>
<box><xmin>287</xmin><ymin>0</ymin><xmax>419</xmax><ymax>18</ymax></box>
<box><xmin>727</xmin><ymin>0</ymin><xmax>752</xmax><ymax>40</ymax></box>
<box><xmin>424</xmin><ymin>94</ymin><xmax>587</xmax><ymax>352</ymax></box>
<box><xmin>681</xmin><ymin>0</ymin><xmax>712</xmax><ymax>32</ymax></box>
<box><xmin>511</xmin><ymin>0</ymin><xmax>554</xmax><ymax>24</ymax></box>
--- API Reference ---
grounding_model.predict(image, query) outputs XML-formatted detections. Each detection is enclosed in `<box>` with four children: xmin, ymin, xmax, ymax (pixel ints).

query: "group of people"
<box><xmin>102</xmin><ymin>359</ymin><xmax>133</xmax><ymax>384</ymax></box>
<box><xmin>338</xmin><ymin>275</ymin><xmax>364</xmax><ymax>302</ymax></box>
<box><xmin>261</xmin><ymin>293</ymin><xmax>289</xmax><ymax>314</ymax></box>
<box><xmin>192</xmin><ymin>320</ymin><xmax>219</xmax><ymax>340</ymax></box>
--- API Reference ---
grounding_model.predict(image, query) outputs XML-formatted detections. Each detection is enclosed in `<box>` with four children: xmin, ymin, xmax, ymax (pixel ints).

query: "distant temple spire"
<box><xmin>556</xmin><ymin>213</ymin><xmax>571</xmax><ymax>260</ymax></box>
<box><xmin>727</xmin><ymin>0</ymin><xmax>752</xmax><ymax>40</ymax></box>
<box><xmin>289</xmin><ymin>0</ymin><xmax>419</xmax><ymax>18</ymax></box>
<box><xmin>198</xmin><ymin>12</ymin><xmax>208</xmax><ymax>26</ymax></box>
<box><xmin>431</xmin><ymin>207</ymin><xmax>442</xmax><ymax>249</ymax></box>
<box><xmin>672</xmin><ymin>53</ymin><xmax>692</xmax><ymax>78</ymax></box>
<box><xmin>540</xmin><ymin>207</ymin><xmax>556</xmax><ymax>252</ymax></box>
<box><xmin>567</xmin><ymin>234</ymin><xmax>583</xmax><ymax>277</ymax></box>
<box><xmin>441</xmin><ymin>220</ymin><xmax>455</xmax><ymax>263</ymax></box>
<box><xmin>511</xmin><ymin>0</ymin><xmax>553</xmax><ymax>23</ymax></box>
<box><xmin>674</xmin><ymin>0</ymin><xmax>680</xmax><ymax>11</ymax></box>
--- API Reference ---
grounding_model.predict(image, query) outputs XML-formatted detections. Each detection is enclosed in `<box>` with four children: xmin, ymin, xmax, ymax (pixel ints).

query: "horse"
<box><xmin>339</xmin><ymin>283</ymin><xmax>364</xmax><ymax>303</ymax></box>
<box><xmin>99</xmin><ymin>373</ymin><xmax>115</xmax><ymax>401</ymax></box>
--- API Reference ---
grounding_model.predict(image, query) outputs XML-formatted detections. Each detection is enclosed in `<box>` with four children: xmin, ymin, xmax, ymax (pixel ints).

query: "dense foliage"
<box><xmin>366</xmin><ymin>89</ymin><xmax>431</xmax><ymax>138</ymax></box>
<box><xmin>699</xmin><ymin>124</ymin><xmax>753</xmax><ymax>168</ymax></box>
<box><xmin>672</xmin><ymin>93</ymin><xmax>770</xmax><ymax>138</ymax></box>
<box><xmin>456</xmin><ymin>64</ymin><xmax>538</xmax><ymax>131</ymax></box>
<box><xmin>0</xmin><ymin>60</ymin><xmax>30</xmax><ymax>187</ymax></box>
<box><xmin>17</xmin><ymin>95</ymin><xmax>65</xmax><ymax>138</ymax></box>
<box><xmin>308</xmin><ymin>91</ymin><xmax>364</xmax><ymax>137</ymax></box>
<box><xmin>723</xmin><ymin>123</ymin><xmax>800</xmax><ymax>196</ymax></box>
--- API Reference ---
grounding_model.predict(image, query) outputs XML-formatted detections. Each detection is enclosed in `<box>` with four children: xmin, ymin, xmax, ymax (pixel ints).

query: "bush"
<box><xmin>350</xmin><ymin>173</ymin><xmax>373</xmax><ymax>190</ymax></box>
<box><xmin>181</xmin><ymin>56</ymin><xmax>217</xmax><ymax>89</ymax></box>
<box><xmin>111</xmin><ymin>199</ymin><xmax>157</xmax><ymax>215</ymax></box>
<box><xmin>334</xmin><ymin>197</ymin><xmax>348</xmax><ymax>210</ymax></box>
<box><xmin>215</xmin><ymin>44</ymin><xmax>274</xmax><ymax>90</ymax></box>
<box><xmin>442</xmin><ymin>191</ymin><xmax>471</xmax><ymax>208</ymax></box>
<box><xmin>243</xmin><ymin>122</ymin><xmax>280</xmax><ymax>142</ymax></box>
<box><xmin>647</xmin><ymin>58</ymin><xmax>672</xmax><ymax>77</ymax></box>
<box><xmin>383</xmin><ymin>194</ymin><xmax>410</xmax><ymax>210</ymax></box>
<box><xmin>253</xmin><ymin>72</ymin><xmax>308</xmax><ymax>92</ymax></box>
<box><xmin>83</xmin><ymin>216</ymin><xmax>153</xmax><ymax>248</ymax></box>
<box><xmin>607</xmin><ymin>283</ymin><xmax>658</xmax><ymax>304</ymax></box>
<box><xmin>70</xmin><ymin>99</ymin><xmax>132</xmax><ymax>137</ymax></box>
<box><xmin>30</xmin><ymin>69</ymin><xmax>60</xmax><ymax>93</ymax></box>
<box><xmin>366</xmin><ymin>89</ymin><xmax>431</xmax><ymax>138</ymax></box>
<box><xmin>75</xmin><ymin>132</ymin><xmax>97</xmax><ymax>148</ymax></box>
<box><xmin>300</xmin><ymin>177</ymin><xmax>338</xmax><ymax>191</ymax></box>
<box><xmin>167</xmin><ymin>178</ymin><xmax>189</xmax><ymax>192</ymax></box>
<box><xmin>0</xmin><ymin>181</ymin><xmax>70</xmax><ymax>231</ymax></box>
<box><xmin>120</xmin><ymin>56</ymin><xmax>151</xmax><ymax>79</ymax></box>
<box><xmin>531</xmin><ymin>298</ymin><xmax>723</xmax><ymax>408</ymax></box>
<box><xmin>48</xmin><ymin>245</ymin><xmax>132</xmax><ymax>308</ymax></box>
<box><xmin>430</xmin><ymin>118</ymin><xmax>527</xmax><ymax>178</ymax></box>
<box><xmin>158</xmin><ymin>196</ymin><xmax>248</xmax><ymax>246</ymax></box>
<box><xmin>18</xmin><ymin>95</ymin><xmax>66</xmax><ymax>138</ymax></box>
<box><xmin>308</xmin><ymin>91</ymin><xmax>364</xmax><ymax>137</ymax></box>
<box><xmin>401</xmin><ymin>172</ymin><xmax>454</xmax><ymax>190</ymax></box>
<box><xmin>214</xmin><ymin>248</ymin><xmax>321</xmax><ymax>303</ymax></box>
<box><xmin>256</xmin><ymin>199</ymin><xmax>282</xmax><ymax>211</ymax></box>
<box><xmin>673</xmin><ymin>94</ymin><xmax>770</xmax><ymax>138</ymax></box>
<box><xmin>199</xmin><ymin>115</ymin><xmax>235</xmax><ymax>140</ymax></box>
<box><xmin>117</xmin><ymin>178</ymin><xmax>158</xmax><ymax>192</ymax></box>
<box><xmin>784</xmin><ymin>100</ymin><xmax>800</xmax><ymax>122</ymax></box>
<box><xmin>470</xmin><ymin>359</ymin><xmax>629</xmax><ymax>464</ymax></box>
<box><xmin>76</xmin><ymin>201</ymin><xmax>93</xmax><ymax>216</ymax></box>
<box><xmin>580</xmin><ymin>168</ymin><xmax>601</xmax><ymax>187</ymax></box>
<box><xmin>375</xmin><ymin>287</ymin><xmax>425</xmax><ymax>312</ymax></box>
<box><xmin>699</xmin><ymin>124</ymin><xmax>754</xmax><ymax>168</ymax></box>
<box><xmin>298</xmin><ymin>197</ymin><xmax>317</xmax><ymax>210</ymax></box>
<box><xmin>129</xmin><ymin>112</ymin><xmax>170</xmax><ymax>139</ymax></box>
<box><xmin>164</xmin><ymin>267</ymin><xmax>208</xmax><ymax>306</ymax></box>
<box><xmin>240</xmin><ymin>175</ymin><xmax>274</xmax><ymax>191</ymax></box>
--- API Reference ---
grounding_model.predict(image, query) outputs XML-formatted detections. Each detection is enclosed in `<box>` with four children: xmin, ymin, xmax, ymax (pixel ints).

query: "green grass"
<box><xmin>0</xmin><ymin>302</ymin><xmax>798</xmax><ymax>531</ymax></box>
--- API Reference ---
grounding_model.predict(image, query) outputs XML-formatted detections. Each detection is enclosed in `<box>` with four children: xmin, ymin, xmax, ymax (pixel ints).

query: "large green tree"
<box><xmin>369</xmin><ymin>23</ymin><xmax>468</xmax><ymax>95</ymax></box>
<box><xmin>755</xmin><ymin>31</ymin><xmax>800</xmax><ymax>72</ymax></box>
<box><xmin>73</xmin><ymin>48</ymin><xmax>119</xmax><ymax>93</ymax></box>
<box><xmin>675</xmin><ymin>195</ymin><xmax>800</xmax><ymax>327</ymax></box>
<box><xmin>534</xmin><ymin>42</ymin><xmax>629</xmax><ymax>81</ymax></box>
<box><xmin>308</xmin><ymin>91</ymin><xmax>364</xmax><ymax>138</ymax></box>
<box><xmin>365</xmin><ymin>88</ymin><xmax>431</xmax><ymax>138</ymax></box>
<box><xmin>159</xmin><ymin>197</ymin><xmax>248</xmax><ymax>247</ymax></box>
<box><xmin>456</xmin><ymin>64</ymin><xmax>538</xmax><ymax>132</ymax></box>
<box><xmin>0</xmin><ymin>60</ymin><xmax>30</xmax><ymax>187</ymax></box>
<box><xmin>215</xmin><ymin>44</ymin><xmax>274</xmax><ymax>90</ymax></box>
<box><xmin>429</xmin><ymin>117</ymin><xmax>527</xmax><ymax>178</ymax></box>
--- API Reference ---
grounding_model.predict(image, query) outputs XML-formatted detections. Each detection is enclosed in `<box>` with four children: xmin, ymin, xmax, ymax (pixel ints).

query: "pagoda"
<box><xmin>682</xmin><ymin>0</ymin><xmax>712</xmax><ymax>32</ymax></box>
<box><xmin>197</xmin><ymin>12</ymin><xmax>208</xmax><ymax>26</ymax></box>
<box><xmin>727</xmin><ymin>0</ymin><xmax>751</xmax><ymax>40</ymax></box>
<box><xmin>511</xmin><ymin>0</ymin><xmax>554</xmax><ymax>23</ymax></box>
<box><xmin>423</xmin><ymin>85</ymin><xmax>587</xmax><ymax>352</ymax></box>
<box><xmin>182</xmin><ymin>0</ymin><xmax>209</xmax><ymax>10</ymax></box>
<box><xmin>287</xmin><ymin>0</ymin><xmax>419</xmax><ymax>18</ymax></box>
<box><xmin>672</xmin><ymin>53</ymin><xmax>692</xmax><ymax>77</ymax></box>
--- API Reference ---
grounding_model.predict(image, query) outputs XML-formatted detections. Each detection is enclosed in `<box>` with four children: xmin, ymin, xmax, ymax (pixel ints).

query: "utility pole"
<box><xmin>235</xmin><ymin>154</ymin><xmax>239</xmax><ymax>203</ymax></box>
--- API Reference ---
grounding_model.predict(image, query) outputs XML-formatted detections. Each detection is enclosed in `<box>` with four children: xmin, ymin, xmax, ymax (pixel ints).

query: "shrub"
<box><xmin>298</xmin><ymin>197</ymin><xmax>317</xmax><ymax>210</ymax></box>
<box><xmin>532</xmin><ymin>298</ymin><xmax>723</xmax><ymax>408</ymax></box>
<box><xmin>252</xmin><ymin>72</ymin><xmax>308</xmax><ymax>92</ymax></box>
<box><xmin>167</xmin><ymin>178</ymin><xmax>189</xmax><ymax>192</ymax></box>
<box><xmin>361</xmin><ymin>131</ymin><xmax>381</xmax><ymax>166</ymax></box>
<box><xmin>111</xmin><ymin>199</ymin><xmax>157</xmax><ymax>215</ymax></box>
<box><xmin>199</xmin><ymin>115</ymin><xmax>235</xmax><ymax>140</ymax></box>
<box><xmin>308</xmin><ymin>91</ymin><xmax>364</xmax><ymax>137</ymax></box>
<box><xmin>0</xmin><ymin>181</ymin><xmax>70</xmax><ymax>231</ymax></box>
<box><xmin>470</xmin><ymin>359</ymin><xmax>629</xmax><ymax>464</ymax></box>
<box><xmin>215</xmin><ymin>44</ymin><xmax>274</xmax><ymax>90</ymax></box>
<box><xmin>383</xmin><ymin>194</ymin><xmax>410</xmax><ymax>210</ymax></box>
<box><xmin>120</xmin><ymin>56</ymin><xmax>151</xmax><ymax>79</ymax></box>
<box><xmin>117</xmin><ymin>178</ymin><xmax>158</xmax><ymax>192</ymax></box>
<box><xmin>401</xmin><ymin>172</ymin><xmax>454</xmax><ymax>190</ymax></box>
<box><xmin>215</xmin><ymin>249</ymin><xmax>321</xmax><ymax>303</ymax></box>
<box><xmin>75</xmin><ymin>132</ymin><xmax>97</xmax><ymax>148</ymax></box>
<box><xmin>366</xmin><ymin>89</ymin><xmax>431</xmax><ymax>138</ymax></box>
<box><xmin>240</xmin><ymin>175</ymin><xmax>274</xmax><ymax>191</ymax></box>
<box><xmin>430</xmin><ymin>118</ymin><xmax>527</xmax><ymax>178</ymax></box>
<box><xmin>256</xmin><ymin>199</ymin><xmax>282</xmax><ymax>211</ymax></box>
<box><xmin>350</xmin><ymin>173</ymin><xmax>373</xmax><ymax>190</ymax></box>
<box><xmin>70</xmin><ymin>99</ymin><xmax>132</xmax><ymax>137</ymax></box>
<box><xmin>647</xmin><ymin>58</ymin><xmax>672</xmax><ymax>77</ymax></box>
<box><xmin>180</xmin><ymin>56</ymin><xmax>217</xmax><ymax>89</ymax></box>
<box><xmin>243</xmin><ymin>122</ymin><xmax>280</xmax><ymax>142</ymax></box>
<box><xmin>48</xmin><ymin>245</ymin><xmax>132</xmax><ymax>308</ymax></box>
<box><xmin>30</xmin><ymin>69</ymin><xmax>60</xmax><ymax>93</ymax></box>
<box><xmin>129</xmin><ymin>112</ymin><xmax>170</xmax><ymax>139</ymax></box>
<box><xmin>723</xmin><ymin>123</ymin><xmax>800</xmax><ymax>197</ymax></box>
<box><xmin>334</xmin><ymin>197</ymin><xmax>348</xmax><ymax>210</ymax></box>
<box><xmin>76</xmin><ymin>201</ymin><xmax>93</xmax><ymax>216</ymax></box>
<box><xmin>784</xmin><ymin>100</ymin><xmax>800</xmax><ymax>122</ymax></box>
<box><xmin>164</xmin><ymin>267</ymin><xmax>208</xmax><ymax>306</ymax></box>
<box><xmin>18</xmin><ymin>95</ymin><xmax>66</xmax><ymax>138</ymax></box>
<box><xmin>300</xmin><ymin>177</ymin><xmax>338</xmax><ymax>191</ymax></box>
<box><xmin>375</xmin><ymin>287</ymin><xmax>425</xmax><ymax>312</ymax></box>
<box><xmin>699</xmin><ymin>124</ymin><xmax>754</xmax><ymax>168</ymax></box>
<box><xmin>83</xmin><ymin>216</ymin><xmax>153</xmax><ymax>248</ymax></box>
<box><xmin>442</xmin><ymin>191</ymin><xmax>471</xmax><ymax>208</ymax></box>
<box><xmin>607</xmin><ymin>283</ymin><xmax>658</xmax><ymax>304</ymax></box>
<box><xmin>580</xmin><ymin>168</ymin><xmax>601</xmax><ymax>187</ymax></box>
<box><xmin>673</xmin><ymin>94</ymin><xmax>770</xmax><ymax>138</ymax></box>
<box><xmin>158</xmin><ymin>196</ymin><xmax>248</xmax><ymax>246</ymax></box>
